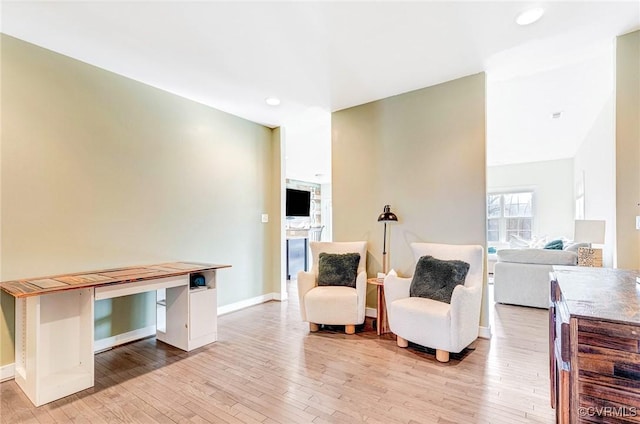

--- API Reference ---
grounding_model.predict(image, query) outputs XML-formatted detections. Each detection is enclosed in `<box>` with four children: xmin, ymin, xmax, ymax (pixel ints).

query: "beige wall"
<box><xmin>332</xmin><ymin>73</ymin><xmax>488</xmax><ymax>327</ymax></box>
<box><xmin>270</xmin><ymin>127</ymin><xmax>286</xmax><ymax>298</ymax></box>
<box><xmin>616</xmin><ymin>30</ymin><xmax>640</xmax><ymax>269</ymax></box>
<box><xmin>0</xmin><ymin>35</ymin><xmax>280</xmax><ymax>366</ymax></box>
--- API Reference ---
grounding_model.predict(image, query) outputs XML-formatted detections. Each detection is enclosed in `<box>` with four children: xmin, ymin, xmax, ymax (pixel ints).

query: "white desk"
<box><xmin>0</xmin><ymin>262</ymin><xmax>230</xmax><ymax>407</ymax></box>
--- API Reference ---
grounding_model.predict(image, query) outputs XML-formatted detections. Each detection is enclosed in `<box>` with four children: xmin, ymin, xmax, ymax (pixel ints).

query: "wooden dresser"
<box><xmin>550</xmin><ymin>267</ymin><xmax>640</xmax><ymax>423</ymax></box>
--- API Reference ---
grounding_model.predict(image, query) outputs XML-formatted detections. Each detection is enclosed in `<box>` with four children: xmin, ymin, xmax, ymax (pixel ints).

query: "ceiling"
<box><xmin>2</xmin><ymin>1</ymin><xmax>639</xmax><ymax>181</ymax></box>
<box><xmin>487</xmin><ymin>38</ymin><xmax>615</xmax><ymax>166</ymax></box>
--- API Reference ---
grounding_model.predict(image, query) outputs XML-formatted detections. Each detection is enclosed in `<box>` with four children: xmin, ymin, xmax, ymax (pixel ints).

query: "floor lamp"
<box><xmin>377</xmin><ymin>205</ymin><xmax>398</xmax><ymax>274</ymax></box>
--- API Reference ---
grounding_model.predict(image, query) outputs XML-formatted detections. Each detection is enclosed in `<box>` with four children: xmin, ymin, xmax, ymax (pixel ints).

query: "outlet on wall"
<box><xmin>262</xmin><ymin>214</ymin><xmax>269</xmax><ymax>223</ymax></box>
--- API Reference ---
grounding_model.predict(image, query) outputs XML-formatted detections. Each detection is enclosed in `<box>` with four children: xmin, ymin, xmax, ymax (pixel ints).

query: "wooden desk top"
<box><xmin>553</xmin><ymin>266</ymin><xmax>640</xmax><ymax>325</ymax></box>
<box><xmin>0</xmin><ymin>262</ymin><xmax>231</xmax><ymax>298</ymax></box>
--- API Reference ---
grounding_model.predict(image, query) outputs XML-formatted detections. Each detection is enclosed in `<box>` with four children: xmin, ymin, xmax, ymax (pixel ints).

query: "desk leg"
<box><xmin>15</xmin><ymin>288</ymin><xmax>94</xmax><ymax>406</ymax></box>
<box><xmin>156</xmin><ymin>270</ymin><xmax>218</xmax><ymax>351</ymax></box>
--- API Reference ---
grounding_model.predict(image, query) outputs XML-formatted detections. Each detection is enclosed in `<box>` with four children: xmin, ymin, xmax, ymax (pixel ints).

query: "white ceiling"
<box><xmin>487</xmin><ymin>39</ymin><xmax>615</xmax><ymax>166</ymax></box>
<box><xmin>2</xmin><ymin>1</ymin><xmax>639</xmax><ymax>181</ymax></box>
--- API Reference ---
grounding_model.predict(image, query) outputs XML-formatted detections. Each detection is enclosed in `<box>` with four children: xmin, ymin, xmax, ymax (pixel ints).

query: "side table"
<box><xmin>577</xmin><ymin>247</ymin><xmax>603</xmax><ymax>267</ymax></box>
<box><xmin>367</xmin><ymin>278</ymin><xmax>389</xmax><ymax>335</ymax></box>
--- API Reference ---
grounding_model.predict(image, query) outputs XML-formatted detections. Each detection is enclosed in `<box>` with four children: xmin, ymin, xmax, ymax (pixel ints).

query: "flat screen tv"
<box><xmin>286</xmin><ymin>188</ymin><xmax>311</xmax><ymax>217</ymax></box>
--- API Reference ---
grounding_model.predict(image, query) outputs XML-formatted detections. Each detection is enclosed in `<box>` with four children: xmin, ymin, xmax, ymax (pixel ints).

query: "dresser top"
<box><xmin>0</xmin><ymin>262</ymin><xmax>231</xmax><ymax>298</ymax></box>
<box><xmin>553</xmin><ymin>266</ymin><xmax>640</xmax><ymax>325</ymax></box>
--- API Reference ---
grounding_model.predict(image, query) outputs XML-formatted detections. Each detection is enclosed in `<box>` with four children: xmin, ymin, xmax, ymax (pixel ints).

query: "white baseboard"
<box><xmin>97</xmin><ymin>292</ymin><xmax>283</xmax><ymax>350</ymax></box>
<box><xmin>0</xmin><ymin>363</ymin><xmax>15</xmax><ymax>382</ymax></box>
<box><xmin>478</xmin><ymin>325</ymin><xmax>492</xmax><ymax>339</ymax></box>
<box><xmin>94</xmin><ymin>325</ymin><xmax>157</xmax><ymax>353</ymax></box>
<box><xmin>272</xmin><ymin>292</ymin><xmax>286</xmax><ymax>301</ymax></box>
<box><xmin>218</xmin><ymin>293</ymin><xmax>278</xmax><ymax>316</ymax></box>
<box><xmin>365</xmin><ymin>307</ymin><xmax>377</xmax><ymax>318</ymax></box>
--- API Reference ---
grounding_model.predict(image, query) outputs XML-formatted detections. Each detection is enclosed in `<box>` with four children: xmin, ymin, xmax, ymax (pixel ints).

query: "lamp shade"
<box><xmin>574</xmin><ymin>220</ymin><xmax>605</xmax><ymax>244</ymax></box>
<box><xmin>377</xmin><ymin>205</ymin><xmax>398</xmax><ymax>222</ymax></box>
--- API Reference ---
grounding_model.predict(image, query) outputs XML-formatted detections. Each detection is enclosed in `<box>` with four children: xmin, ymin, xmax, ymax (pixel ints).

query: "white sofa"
<box><xmin>493</xmin><ymin>248</ymin><xmax>578</xmax><ymax>308</ymax></box>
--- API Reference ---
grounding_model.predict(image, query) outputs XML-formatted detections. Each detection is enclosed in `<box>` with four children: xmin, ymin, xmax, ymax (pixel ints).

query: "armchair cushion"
<box><xmin>317</xmin><ymin>252</ymin><xmax>360</xmax><ymax>288</ymax></box>
<box><xmin>409</xmin><ymin>256</ymin><xmax>470</xmax><ymax>303</ymax></box>
<box><xmin>304</xmin><ymin>286</ymin><xmax>360</xmax><ymax>325</ymax></box>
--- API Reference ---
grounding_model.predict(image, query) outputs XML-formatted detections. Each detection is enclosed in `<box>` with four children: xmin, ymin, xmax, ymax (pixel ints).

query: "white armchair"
<box><xmin>297</xmin><ymin>241</ymin><xmax>368</xmax><ymax>334</ymax></box>
<box><xmin>384</xmin><ymin>242</ymin><xmax>484</xmax><ymax>362</ymax></box>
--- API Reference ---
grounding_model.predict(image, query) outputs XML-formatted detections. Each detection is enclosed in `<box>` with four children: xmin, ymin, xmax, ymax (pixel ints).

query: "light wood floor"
<box><xmin>1</xmin><ymin>284</ymin><xmax>554</xmax><ymax>423</ymax></box>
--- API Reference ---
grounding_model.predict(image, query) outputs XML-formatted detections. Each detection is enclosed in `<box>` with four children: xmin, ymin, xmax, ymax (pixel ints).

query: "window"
<box><xmin>487</xmin><ymin>192</ymin><xmax>533</xmax><ymax>243</ymax></box>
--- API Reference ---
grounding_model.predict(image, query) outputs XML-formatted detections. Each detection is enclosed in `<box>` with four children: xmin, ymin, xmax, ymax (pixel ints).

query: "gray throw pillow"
<box><xmin>317</xmin><ymin>252</ymin><xmax>360</xmax><ymax>288</ymax></box>
<box><xmin>409</xmin><ymin>255</ymin><xmax>470</xmax><ymax>303</ymax></box>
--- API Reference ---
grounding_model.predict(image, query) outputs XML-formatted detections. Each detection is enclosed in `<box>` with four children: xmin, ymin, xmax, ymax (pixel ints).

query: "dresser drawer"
<box><xmin>578</xmin><ymin>319</ymin><xmax>640</xmax><ymax>341</ymax></box>
<box><xmin>578</xmin><ymin>385</ymin><xmax>640</xmax><ymax>424</ymax></box>
<box><xmin>577</xmin><ymin>318</ymin><xmax>640</xmax><ymax>420</ymax></box>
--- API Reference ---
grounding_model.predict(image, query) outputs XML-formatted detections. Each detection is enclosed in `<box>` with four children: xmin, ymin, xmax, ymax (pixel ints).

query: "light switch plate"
<box><xmin>261</xmin><ymin>214</ymin><xmax>269</xmax><ymax>223</ymax></box>
<box><xmin>636</xmin><ymin>216</ymin><xmax>640</xmax><ymax>230</ymax></box>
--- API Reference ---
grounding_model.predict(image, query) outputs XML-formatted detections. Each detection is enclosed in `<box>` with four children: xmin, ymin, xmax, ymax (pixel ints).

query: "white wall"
<box><xmin>573</xmin><ymin>95</ymin><xmax>615</xmax><ymax>267</ymax></box>
<box><xmin>488</xmin><ymin>159</ymin><xmax>575</xmax><ymax>243</ymax></box>
<box><xmin>320</xmin><ymin>183</ymin><xmax>332</xmax><ymax>241</ymax></box>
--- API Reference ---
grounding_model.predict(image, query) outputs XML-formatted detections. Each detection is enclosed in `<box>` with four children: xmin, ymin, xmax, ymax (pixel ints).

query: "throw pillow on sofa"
<box><xmin>530</xmin><ymin>235</ymin><xmax>549</xmax><ymax>249</ymax></box>
<box><xmin>509</xmin><ymin>235</ymin><xmax>530</xmax><ymax>249</ymax></box>
<box><xmin>564</xmin><ymin>242</ymin><xmax>590</xmax><ymax>252</ymax></box>
<box><xmin>409</xmin><ymin>256</ymin><xmax>470</xmax><ymax>303</ymax></box>
<box><xmin>544</xmin><ymin>239</ymin><xmax>564</xmax><ymax>250</ymax></box>
<box><xmin>317</xmin><ymin>252</ymin><xmax>360</xmax><ymax>288</ymax></box>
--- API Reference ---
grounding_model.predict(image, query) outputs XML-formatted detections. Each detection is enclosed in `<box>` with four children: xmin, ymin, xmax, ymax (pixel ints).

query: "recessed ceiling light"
<box><xmin>551</xmin><ymin>111</ymin><xmax>563</xmax><ymax>119</ymax></box>
<box><xmin>265</xmin><ymin>97</ymin><xmax>281</xmax><ymax>106</ymax></box>
<box><xmin>516</xmin><ymin>7</ymin><xmax>544</xmax><ymax>26</ymax></box>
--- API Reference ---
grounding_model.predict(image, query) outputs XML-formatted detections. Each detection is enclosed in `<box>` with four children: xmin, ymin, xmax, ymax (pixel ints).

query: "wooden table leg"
<box><xmin>376</xmin><ymin>285</ymin><xmax>389</xmax><ymax>335</ymax></box>
<box><xmin>368</xmin><ymin>278</ymin><xmax>389</xmax><ymax>336</ymax></box>
<box><xmin>376</xmin><ymin>285</ymin><xmax>383</xmax><ymax>335</ymax></box>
